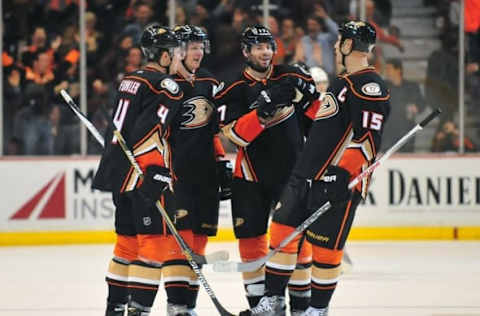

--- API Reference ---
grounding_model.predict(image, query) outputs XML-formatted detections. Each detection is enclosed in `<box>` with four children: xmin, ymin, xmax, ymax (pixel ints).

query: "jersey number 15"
<box><xmin>361</xmin><ymin>110</ymin><xmax>384</xmax><ymax>131</ymax></box>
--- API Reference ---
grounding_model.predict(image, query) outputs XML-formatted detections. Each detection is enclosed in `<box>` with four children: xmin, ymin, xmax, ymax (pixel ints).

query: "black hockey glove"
<box><xmin>256</xmin><ymin>82</ymin><xmax>295</xmax><ymax>120</ymax></box>
<box><xmin>308</xmin><ymin>165</ymin><xmax>352</xmax><ymax>209</ymax></box>
<box><xmin>290</xmin><ymin>76</ymin><xmax>320</xmax><ymax>102</ymax></box>
<box><xmin>216</xmin><ymin>160</ymin><xmax>233</xmax><ymax>200</ymax></box>
<box><xmin>138</xmin><ymin>165</ymin><xmax>171</xmax><ymax>202</ymax></box>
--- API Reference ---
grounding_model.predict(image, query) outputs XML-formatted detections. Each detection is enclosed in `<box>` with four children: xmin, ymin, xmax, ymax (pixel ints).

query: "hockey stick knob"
<box><xmin>419</xmin><ymin>108</ymin><xmax>441</xmax><ymax>128</ymax></box>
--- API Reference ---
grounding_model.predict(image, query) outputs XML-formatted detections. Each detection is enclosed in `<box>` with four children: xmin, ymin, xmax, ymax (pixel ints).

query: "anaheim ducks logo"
<box><xmin>180</xmin><ymin>96</ymin><xmax>214</xmax><ymax>129</ymax></box>
<box><xmin>314</xmin><ymin>92</ymin><xmax>339</xmax><ymax>120</ymax></box>
<box><xmin>176</xmin><ymin>209</ymin><xmax>189</xmax><ymax>220</ymax></box>
<box><xmin>234</xmin><ymin>217</ymin><xmax>245</xmax><ymax>227</ymax></box>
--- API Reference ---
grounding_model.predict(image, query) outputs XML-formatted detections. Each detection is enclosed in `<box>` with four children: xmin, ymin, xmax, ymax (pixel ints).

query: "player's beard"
<box><xmin>246</xmin><ymin>57</ymin><xmax>272</xmax><ymax>73</ymax></box>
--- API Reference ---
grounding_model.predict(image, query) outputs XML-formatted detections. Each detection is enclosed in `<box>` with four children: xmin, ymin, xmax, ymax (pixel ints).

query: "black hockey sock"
<box><xmin>128</xmin><ymin>260</ymin><xmax>162</xmax><ymax>308</ymax></box>
<box><xmin>186</xmin><ymin>282</ymin><xmax>200</xmax><ymax>309</ymax></box>
<box><xmin>162</xmin><ymin>259</ymin><xmax>192</xmax><ymax>305</ymax></box>
<box><xmin>264</xmin><ymin>252</ymin><xmax>297</xmax><ymax>297</ymax></box>
<box><xmin>310</xmin><ymin>262</ymin><xmax>340</xmax><ymax>309</ymax></box>
<box><xmin>105</xmin><ymin>258</ymin><xmax>130</xmax><ymax>312</ymax></box>
<box><xmin>288</xmin><ymin>262</ymin><xmax>312</xmax><ymax>312</ymax></box>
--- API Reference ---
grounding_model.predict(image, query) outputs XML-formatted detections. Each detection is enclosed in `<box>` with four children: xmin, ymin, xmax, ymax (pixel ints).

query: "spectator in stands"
<box><xmin>365</xmin><ymin>0</ymin><xmax>403</xmax><ymax>52</ymax></box>
<box><xmin>21</xmin><ymin>26</ymin><xmax>54</xmax><ymax>68</ymax></box>
<box><xmin>99</xmin><ymin>34</ymin><xmax>134</xmax><ymax>83</ymax></box>
<box><xmin>123</xmin><ymin>1</ymin><xmax>154</xmax><ymax>44</ymax></box>
<box><xmin>85</xmin><ymin>11</ymin><xmax>105</xmax><ymax>71</ymax></box>
<box><xmin>269</xmin><ymin>15</ymin><xmax>286</xmax><ymax>64</ymax></box>
<box><xmin>4</xmin><ymin>65</ymin><xmax>24</xmax><ymax>147</ymax></box>
<box><xmin>294</xmin><ymin>6</ymin><xmax>338</xmax><ymax>77</ymax></box>
<box><xmin>425</xmin><ymin>31</ymin><xmax>458</xmax><ymax>116</ymax></box>
<box><xmin>431</xmin><ymin>119</ymin><xmax>477</xmax><ymax>152</ymax></box>
<box><xmin>20</xmin><ymin>86</ymin><xmax>54</xmax><ymax>155</ymax></box>
<box><xmin>280</xmin><ymin>17</ymin><xmax>298</xmax><ymax>64</ymax></box>
<box><xmin>5</xmin><ymin>137</ymin><xmax>23</xmax><ymax>155</ymax></box>
<box><xmin>24</xmin><ymin>50</ymin><xmax>55</xmax><ymax>92</ymax></box>
<box><xmin>382</xmin><ymin>58</ymin><xmax>425</xmax><ymax>152</ymax></box>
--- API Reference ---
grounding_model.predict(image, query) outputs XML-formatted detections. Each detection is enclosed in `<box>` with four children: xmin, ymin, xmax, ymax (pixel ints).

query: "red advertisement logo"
<box><xmin>10</xmin><ymin>173</ymin><xmax>66</xmax><ymax>220</ymax></box>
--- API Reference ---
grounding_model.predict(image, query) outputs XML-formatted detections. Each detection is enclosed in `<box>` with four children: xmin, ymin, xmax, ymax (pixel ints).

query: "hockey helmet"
<box><xmin>339</xmin><ymin>20</ymin><xmax>376</xmax><ymax>53</ymax></box>
<box><xmin>310</xmin><ymin>67</ymin><xmax>329</xmax><ymax>84</ymax></box>
<box><xmin>174</xmin><ymin>25</ymin><xmax>211</xmax><ymax>54</ymax></box>
<box><xmin>140</xmin><ymin>23</ymin><xmax>181</xmax><ymax>61</ymax></box>
<box><xmin>241</xmin><ymin>25</ymin><xmax>277</xmax><ymax>52</ymax></box>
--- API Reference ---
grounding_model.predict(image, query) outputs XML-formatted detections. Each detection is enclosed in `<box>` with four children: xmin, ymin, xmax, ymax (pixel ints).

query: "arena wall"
<box><xmin>1</xmin><ymin>155</ymin><xmax>479</xmax><ymax>246</ymax></box>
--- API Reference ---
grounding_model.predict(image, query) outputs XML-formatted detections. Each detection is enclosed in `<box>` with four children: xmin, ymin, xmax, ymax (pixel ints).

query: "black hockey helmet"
<box><xmin>140</xmin><ymin>23</ymin><xmax>181</xmax><ymax>61</ymax></box>
<box><xmin>241</xmin><ymin>25</ymin><xmax>277</xmax><ymax>52</ymax></box>
<box><xmin>174</xmin><ymin>25</ymin><xmax>211</xmax><ymax>54</ymax></box>
<box><xmin>339</xmin><ymin>20</ymin><xmax>376</xmax><ymax>53</ymax></box>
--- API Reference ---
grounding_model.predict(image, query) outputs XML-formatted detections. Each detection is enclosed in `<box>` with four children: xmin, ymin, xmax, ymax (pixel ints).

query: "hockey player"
<box><xmin>160</xmin><ymin>25</ymin><xmax>232</xmax><ymax>316</ymax></box>
<box><xmin>241</xmin><ymin>20</ymin><xmax>391</xmax><ymax>316</ymax></box>
<box><xmin>215</xmin><ymin>25</ymin><xmax>323</xmax><ymax>315</ymax></box>
<box><xmin>92</xmin><ymin>24</ymin><xmax>185</xmax><ymax>316</ymax></box>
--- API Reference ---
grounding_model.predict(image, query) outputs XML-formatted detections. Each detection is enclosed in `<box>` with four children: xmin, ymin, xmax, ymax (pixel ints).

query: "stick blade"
<box><xmin>212</xmin><ymin>260</ymin><xmax>241</xmax><ymax>273</ymax></box>
<box><xmin>204</xmin><ymin>250</ymin><xmax>230</xmax><ymax>264</ymax></box>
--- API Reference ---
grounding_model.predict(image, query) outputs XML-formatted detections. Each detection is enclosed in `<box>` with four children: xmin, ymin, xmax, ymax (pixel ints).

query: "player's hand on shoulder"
<box><xmin>137</xmin><ymin>165</ymin><xmax>172</xmax><ymax>202</ymax></box>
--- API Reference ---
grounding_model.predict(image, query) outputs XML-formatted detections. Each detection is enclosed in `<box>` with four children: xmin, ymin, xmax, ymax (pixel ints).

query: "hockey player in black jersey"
<box><xmin>159</xmin><ymin>25</ymin><xmax>231</xmax><ymax>316</ymax></box>
<box><xmin>241</xmin><ymin>21</ymin><xmax>391</xmax><ymax>316</ymax></box>
<box><xmin>92</xmin><ymin>24</ymin><xmax>185</xmax><ymax>316</ymax></box>
<box><xmin>215</xmin><ymin>25</ymin><xmax>324</xmax><ymax>315</ymax></box>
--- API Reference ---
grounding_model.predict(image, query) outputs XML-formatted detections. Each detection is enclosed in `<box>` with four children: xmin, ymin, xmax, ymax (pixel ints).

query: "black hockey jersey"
<box><xmin>93</xmin><ymin>66</ymin><xmax>183</xmax><ymax>193</ymax></box>
<box><xmin>294</xmin><ymin>67</ymin><xmax>391</xmax><ymax>197</ymax></box>
<box><xmin>216</xmin><ymin>64</ymin><xmax>321</xmax><ymax>189</ymax></box>
<box><xmin>169</xmin><ymin>68</ymin><xmax>224</xmax><ymax>185</ymax></box>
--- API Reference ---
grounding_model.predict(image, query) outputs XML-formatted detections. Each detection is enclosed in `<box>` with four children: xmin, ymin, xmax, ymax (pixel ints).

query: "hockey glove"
<box><xmin>138</xmin><ymin>165</ymin><xmax>171</xmax><ymax>202</ymax></box>
<box><xmin>256</xmin><ymin>82</ymin><xmax>295</xmax><ymax>120</ymax></box>
<box><xmin>290</xmin><ymin>76</ymin><xmax>319</xmax><ymax>102</ymax></box>
<box><xmin>216</xmin><ymin>160</ymin><xmax>233</xmax><ymax>200</ymax></box>
<box><xmin>308</xmin><ymin>165</ymin><xmax>352</xmax><ymax>209</ymax></box>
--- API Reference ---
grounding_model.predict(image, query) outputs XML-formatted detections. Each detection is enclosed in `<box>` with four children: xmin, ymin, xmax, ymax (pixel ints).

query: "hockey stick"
<box><xmin>113</xmin><ymin>129</ymin><xmax>235</xmax><ymax>316</ymax></box>
<box><xmin>60</xmin><ymin>89</ymin><xmax>228</xmax><ymax>265</ymax></box>
<box><xmin>213</xmin><ymin>108</ymin><xmax>442</xmax><ymax>273</ymax></box>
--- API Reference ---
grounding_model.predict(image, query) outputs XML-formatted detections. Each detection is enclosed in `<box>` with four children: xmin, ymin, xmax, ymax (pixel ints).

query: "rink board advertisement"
<box><xmin>0</xmin><ymin>155</ymin><xmax>479</xmax><ymax>243</ymax></box>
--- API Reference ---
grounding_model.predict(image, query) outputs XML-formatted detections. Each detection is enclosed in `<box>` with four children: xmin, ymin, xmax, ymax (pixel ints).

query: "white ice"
<box><xmin>1</xmin><ymin>241</ymin><xmax>479</xmax><ymax>315</ymax></box>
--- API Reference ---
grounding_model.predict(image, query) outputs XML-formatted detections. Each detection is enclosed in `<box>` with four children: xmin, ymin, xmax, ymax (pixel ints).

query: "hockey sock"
<box><xmin>163</xmin><ymin>259</ymin><xmax>194</xmax><ymax>305</ymax></box>
<box><xmin>186</xmin><ymin>234</ymin><xmax>207</xmax><ymax>309</ymax></box>
<box><xmin>310</xmin><ymin>245</ymin><xmax>343</xmax><ymax>308</ymax></box>
<box><xmin>310</xmin><ymin>261</ymin><xmax>341</xmax><ymax>309</ymax></box>
<box><xmin>239</xmin><ymin>235</ymin><xmax>268</xmax><ymax>307</ymax></box>
<box><xmin>288</xmin><ymin>262</ymin><xmax>312</xmax><ymax>312</ymax></box>
<box><xmin>128</xmin><ymin>260</ymin><xmax>162</xmax><ymax>308</ymax></box>
<box><xmin>105</xmin><ymin>257</ymin><xmax>130</xmax><ymax>308</ymax></box>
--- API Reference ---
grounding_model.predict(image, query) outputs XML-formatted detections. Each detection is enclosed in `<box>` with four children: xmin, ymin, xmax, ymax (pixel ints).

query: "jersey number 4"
<box><xmin>112</xmin><ymin>99</ymin><xmax>130</xmax><ymax>143</ymax></box>
<box><xmin>361</xmin><ymin>110</ymin><xmax>384</xmax><ymax>131</ymax></box>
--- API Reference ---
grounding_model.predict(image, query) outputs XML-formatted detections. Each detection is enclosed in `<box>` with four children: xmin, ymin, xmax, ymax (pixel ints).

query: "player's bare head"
<box><xmin>241</xmin><ymin>25</ymin><xmax>276</xmax><ymax>72</ymax></box>
<box><xmin>335</xmin><ymin>20</ymin><xmax>376</xmax><ymax>66</ymax></box>
<box><xmin>140</xmin><ymin>23</ymin><xmax>181</xmax><ymax>70</ymax></box>
<box><xmin>174</xmin><ymin>25</ymin><xmax>210</xmax><ymax>71</ymax></box>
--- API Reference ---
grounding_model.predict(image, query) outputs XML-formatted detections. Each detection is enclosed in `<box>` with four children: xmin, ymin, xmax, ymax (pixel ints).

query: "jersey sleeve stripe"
<box><xmin>270</xmin><ymin>73</ymin><xmax>314</xmax><ymax>82</ymax></box>
<box><xmin>222</xmin><ymin>121</ymin><xmax>249</xmax><ymax>147</ymax></box>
